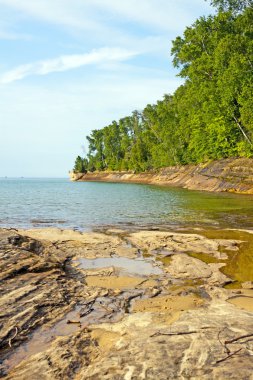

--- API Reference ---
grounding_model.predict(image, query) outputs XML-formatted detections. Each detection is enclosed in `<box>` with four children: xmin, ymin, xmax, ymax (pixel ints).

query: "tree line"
<box><xmin>73</xmin><ymin>0</ymin><xmax>253</xmax><ymax>173</ymax></box>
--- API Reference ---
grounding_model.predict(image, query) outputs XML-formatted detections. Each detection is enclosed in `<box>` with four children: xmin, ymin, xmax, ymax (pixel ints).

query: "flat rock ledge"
<box><xmin>0</xmin><ymin>227</ymin><xmax>253</xmax><ymax>380</ymax></box>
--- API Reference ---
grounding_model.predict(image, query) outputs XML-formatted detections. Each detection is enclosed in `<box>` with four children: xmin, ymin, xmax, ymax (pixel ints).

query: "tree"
<box><xmin>73</xmin><ymin>0</ymin><xmax>253</xmax><ymax>172</ymax></box>
<box><xmin>73</xmin><ymin>156</ymin><xmax>88</xmax><ymax>173</ymax></box>
<box><xmin>207</xmin><ymin>0</ymin><xmax>252</xmax><ymax>13</ymax></box>
<box><xmin>171</xmin><ymin>6</ymin><xmax>253</xmax><ymax>158</ymax></box>
<box><xmin>86</xmin><ymin>129</ymin><xmax>106</xmax><ymax>170</ymax></box>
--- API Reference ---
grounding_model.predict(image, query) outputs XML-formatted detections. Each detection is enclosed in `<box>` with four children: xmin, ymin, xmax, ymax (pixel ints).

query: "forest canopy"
<box><xmin>73</xmin><ymin>0</ymin><xmax>253</xmax><ymax>173</ymax></box>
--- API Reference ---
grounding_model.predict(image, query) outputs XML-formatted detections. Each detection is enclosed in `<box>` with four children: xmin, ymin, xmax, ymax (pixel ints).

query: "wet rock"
<box><xmin>127</xmin><ymin>230</ymin><xmax>240</xmax><ymax>259</ymax></box>
<box><xmin>0</xmin><ymin>230</ymin><xmax>85</xmax><ymax>365</ymax></box>
<box><xmin>208</xmin><ymin>263</ymin><xmax>231</xmax><ymax>286</ymax></box>
<box><xmin>1</xmin><ymin>227</ymin><xmax>253</xmax><ymax>379</ymax></box>
<box><xmin>165</xmin><ymin>254</ymin><xmax>212</xmax><ymax>280</ymax></box>
<box><xmin>4</xmin><ymin>329</ymin><xmax>98</xmax><ymax>380</ymax></box>
<box><xmin>242</xmin><ymin>281</ymin><xmax>253</xmax><ymax>289</ymax></box>
<box><xmin>8</xmin><ymin>235</ymin><xmax>24</xmax><ymax>246</ymax></box>
<box><xmin>19</xmin><ymin>228</ymin><xmax>137</xmax><ymax>259</ymax></box>
<box><xmin>81</xmin><ymin>267</ymin><xmax>115</xmax><ymax>277</ymax></box>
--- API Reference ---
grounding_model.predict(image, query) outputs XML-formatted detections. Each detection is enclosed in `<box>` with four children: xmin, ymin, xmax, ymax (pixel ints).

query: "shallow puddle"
<box><xmin>75</xmin><ymin>256</ymin><xmax>163</xmax><ymax>276</ymax></box>
<box><xmin>132</xmin><ymin>294</ymin><xmax>203</xmax><ymax>313</ymax></box>
<box><xmin>228</xmin><ymin>296</ymin><xmax>253</xmax><ymax>312</ymax></box>
<box><xmin>86</xmin><ymin>275</ymin><xmax>157</xmax><ymax>289</ymax></box>
<box><xmin>3</xmin><ymin>308</ymin><xmax>82</xmax><ymax>372</ymax></box>
<box><xmin>2</xmin><ymin>300</ymin><xmax>119</xmax><ymax>372</ymax></box>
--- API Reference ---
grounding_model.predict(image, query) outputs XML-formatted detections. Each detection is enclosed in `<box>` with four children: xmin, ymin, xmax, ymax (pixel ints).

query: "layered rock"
<box><xmin>1</xmin><ymin>227</ymin><xmax>253</xmax><ymax>379</ymax></box>
<box><xmin>70</xmin><ymin>158</ymin><xmax>253</xmax><ymax>194</ymax></box>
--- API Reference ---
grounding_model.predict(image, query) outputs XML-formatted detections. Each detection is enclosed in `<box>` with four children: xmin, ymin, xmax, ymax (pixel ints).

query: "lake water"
<box><xmin>1</xmin><ymin>178</ymin><xmax>253</xmax><ymax>230</ymax></box>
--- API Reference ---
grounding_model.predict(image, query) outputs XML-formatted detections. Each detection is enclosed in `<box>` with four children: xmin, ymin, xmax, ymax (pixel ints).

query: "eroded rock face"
<box><xmin>6</xmin><ymin>303</ymin><xmax>253</xmax><ymax>380</ymax></box>
<box><xmin>165</xmin><ymin>254</ymin><xmax>213</xmax><ymax>279</ymax></box>
<box><xmin>78</xmin><ymin>302</ymin><xmax>253</xmax><ymax>380</ymax></box>
<box><xmin>0</xmin><ymin>230</ymin><xmax>85</xmax><ymax>374</ymax></box>
<box><xmin>70</xmin><ymin>158</ymin><xmax>253</xmax><ymax>194</ymax></box>
<box><xmin>127</xmin><ymin>230</ymin><xmax>236</xmax><ymax>258</ymax></box>
<box><xmin>242</xmin><ymin>281</ymin><xmax>253</xmax><ymax>289</ymax></box>
<box><xmin>0</xmin><ymin>227</ymin><xmax>252</xmax><ymax>379</ymax></box>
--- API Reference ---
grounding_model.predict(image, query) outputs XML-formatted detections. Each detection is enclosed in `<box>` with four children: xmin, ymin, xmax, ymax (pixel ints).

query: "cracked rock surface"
<box><xmin>0</xmin><ymin>227</ymin><xmax>253</xmax><ymax>379</ymax></box>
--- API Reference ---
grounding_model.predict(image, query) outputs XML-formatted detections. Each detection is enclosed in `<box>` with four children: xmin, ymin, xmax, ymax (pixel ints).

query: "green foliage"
<box><xmin>73</xmin><ymin>1</ymin><xmax>253</xmax><ymax>173</ymax></box>
<box><xmin>73</xmin><ymin>156</ymin><xmax>88</xmax><ymax>173</ymax></box>
<box><xmin>207</xmin><ymin>0</ymin><xmax>252</xmax><ymax>13</ymax></box>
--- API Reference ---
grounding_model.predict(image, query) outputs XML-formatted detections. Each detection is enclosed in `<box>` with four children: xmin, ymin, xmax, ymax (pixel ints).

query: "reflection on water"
<box><xmin>75</xmin><ymin>256</ymin><xmax>163</xmax><ymax>276</ymax></box>
<box><xmin>0</xmin><ymin>178</ymin><xmax>253</xmax><ymax>230</ymax></box>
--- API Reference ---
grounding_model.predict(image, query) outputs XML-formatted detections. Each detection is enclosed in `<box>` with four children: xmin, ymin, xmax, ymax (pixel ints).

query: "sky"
<box><xmin>0</xmin><ymin>0</ymin><xmax>213</xmax><ymax>177</ymax></box>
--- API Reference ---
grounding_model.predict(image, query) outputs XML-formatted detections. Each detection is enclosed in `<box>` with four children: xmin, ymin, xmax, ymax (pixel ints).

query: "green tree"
<box><xmin>207</xmin><ymin>0</ymin><xmax>252</xmax><ymax>13</ymax></box>
<box><xmin>73</xmin><ymin>156</ymin><xmax>88</xmax><ymax>173</ymax></box>
<box><xmin>86</xmin><ymin>129</ymin><xmax>106</xmax><ymax>170</ymax></box>
<box><xmin>73</xmin><ymin>0</ymin><xmax>253</xmax><ymax>172</ymax></box>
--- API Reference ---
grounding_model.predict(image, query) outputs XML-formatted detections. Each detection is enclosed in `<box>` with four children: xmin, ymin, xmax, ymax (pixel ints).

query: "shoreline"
<box><xmin>70</xmin><ymin>157</ymin><xmax>253</xmax><ymax>194</ymax></box>
<box><xmin>1</xmin><ymin>225</ymin><xmax>253</xmax><ymax>378</ymax></box>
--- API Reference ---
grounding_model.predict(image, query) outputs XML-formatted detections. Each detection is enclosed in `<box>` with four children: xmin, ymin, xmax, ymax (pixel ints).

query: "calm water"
<box><xmin>76</xmin><ymin>257</ymin><xmax>163</xmax><ymax>275</ymax></box>
<box><xmin>0</xmin><ymin>178</ymin><xmax>253</xmax><ymax>230</ymax></box>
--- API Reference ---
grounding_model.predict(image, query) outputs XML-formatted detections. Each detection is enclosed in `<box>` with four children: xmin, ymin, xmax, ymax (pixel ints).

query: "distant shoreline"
<box><xmin>70</xmin><ymin>157</ymin><xmax>253</xmax><ymax>195</ymax></box>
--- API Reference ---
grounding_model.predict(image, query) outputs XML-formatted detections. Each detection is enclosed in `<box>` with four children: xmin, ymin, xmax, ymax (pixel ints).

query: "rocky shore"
<box><xmin>1</xmin><ymin>226</ymin><xmax>253</xmax><ymax>379</ymax></box>
<box><xmin>70</xmin><ymin>158</ymin><xmax>253</xmax><ymax>194</ymax></box>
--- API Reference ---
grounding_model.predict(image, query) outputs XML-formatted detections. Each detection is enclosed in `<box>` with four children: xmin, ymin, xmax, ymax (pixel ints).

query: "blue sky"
<box><xmin>0</xmin><ymin>0</ymin><xmax>213</xmax><ymax>177</ymax></box>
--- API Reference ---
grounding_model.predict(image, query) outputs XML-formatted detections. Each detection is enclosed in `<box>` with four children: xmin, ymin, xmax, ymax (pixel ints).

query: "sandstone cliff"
<box><xmin>70</xmin><ymin>158</ymin><xmax>253</xmax><ymax>194</ymax></box>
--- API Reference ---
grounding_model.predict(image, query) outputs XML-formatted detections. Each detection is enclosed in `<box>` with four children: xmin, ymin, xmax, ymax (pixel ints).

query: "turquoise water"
<box><xmin>1</xmin><ymin>178</ymin><xmax>253</xmax><ymax>230</ymax></box>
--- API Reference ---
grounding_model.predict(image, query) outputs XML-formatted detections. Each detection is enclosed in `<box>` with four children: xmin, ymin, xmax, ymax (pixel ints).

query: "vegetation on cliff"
<box><xmin>73</xmin><ymin>0</ymin><xmax>253</xmax><ymax>173</ymax></box>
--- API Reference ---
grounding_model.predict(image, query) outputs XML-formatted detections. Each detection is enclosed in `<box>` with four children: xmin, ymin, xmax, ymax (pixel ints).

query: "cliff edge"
<box><xmin>70</xmin><ymin>158</ymin><xmax>253</xmax><ymax>194</ymax></box>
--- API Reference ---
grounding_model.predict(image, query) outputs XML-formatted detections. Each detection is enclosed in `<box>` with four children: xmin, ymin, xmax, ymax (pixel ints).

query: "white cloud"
<box><xmin>0</xmin><ymin>0</ymin><xmax>108</xmax><ymax>34</ymax></box>
<box><xmin>90</xmin><ymin>0</ymin><xmax>196</xmax><ymax>32</ymax></box>
<box><xmin>0</xmin><ymin>0</ymin><xmax>213</xmax><ymax>35</ymax></box>
<box><xmin>0</xmin><ymin>0</ymin><xmax>212</xmax><ymax>176</ymax></box>
<box><xmin>0</xmin><ymin>0</ymin><xmax>214</xmax><ymax>73</ymax></box>
<box><xmin>0</xmin><ymin>47</ymin><xmax>138</xmax><ymax>84</ymax></box>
